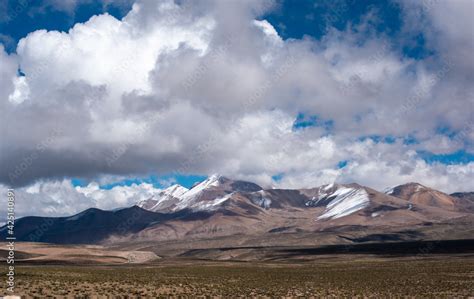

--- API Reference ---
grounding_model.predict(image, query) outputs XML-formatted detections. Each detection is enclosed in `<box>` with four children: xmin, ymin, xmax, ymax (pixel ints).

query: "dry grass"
<box><xmin>3</xmin><ymin>256</ymin><xmax>474</xmax><ymax>298</ymax></box>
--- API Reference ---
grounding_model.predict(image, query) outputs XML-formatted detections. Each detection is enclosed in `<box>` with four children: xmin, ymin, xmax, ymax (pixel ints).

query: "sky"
<box><xmin>0</xmin><ymin>0</ymin><xmax>473</xmax><ymax>218</ymax></box>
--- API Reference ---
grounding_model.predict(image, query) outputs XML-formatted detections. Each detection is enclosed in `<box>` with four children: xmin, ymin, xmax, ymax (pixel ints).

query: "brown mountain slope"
<box><xmin>3</xmin><ymin>177</ymin><xmax>472</xmax><ymax>246</ymax></box>
<box><xmin>450</xmin><ymin>192</ymin><xmax>474</xmax><ymax>212</ymax></box>
<box><xmin>387</xmin><ymin>182</ymin><xmax>474</xmax><ymax>212</ymax></box>
<box><xmin>386</xmin><ymin>183</ymin><xmax>457</xmax><ymax>210</ymax></box>
<box><xmin>108</xmin><ymin>183</ymin><xmax>467</xmax><ymax>244</ymax></box>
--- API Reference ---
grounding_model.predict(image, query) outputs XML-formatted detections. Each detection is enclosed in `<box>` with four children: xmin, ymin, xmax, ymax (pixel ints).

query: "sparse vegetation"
<box><xmin>3</xmin><ymin>256</ymin><xmax>474</xmax><ymax>297</ymax></box>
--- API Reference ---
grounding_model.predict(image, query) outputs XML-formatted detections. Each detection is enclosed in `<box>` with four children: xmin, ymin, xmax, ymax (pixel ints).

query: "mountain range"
<box><xmin>2</xmin><ymin>175</ymin><xmax>474</xmax><ymax>248</ymax></box>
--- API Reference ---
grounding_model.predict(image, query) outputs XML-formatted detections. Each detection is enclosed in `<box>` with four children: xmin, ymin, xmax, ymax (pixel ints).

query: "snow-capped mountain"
<box><xmin>384</xmin><ymin>182</ymin><xmax>427</xmax><ymax>196</ymax></box>
<box><xmin>137</xmin><ymin>174</ymin><xmax>263</xmax><ymax>212</ymax></box>
<box><xmin>137</xmin><ymin>184</ymin><xmax>189</xmax><ymax>212</ymax></box>
<box><xmin>136</xmin><ymin>176</ymin><xmax>466</xmax><ymax>223</ymax></box>
<box><xmin>4</xmin><ymin>176</ymin><xmax>473</xmax><ymax>245</ymax></box>
<box><xmin>303</xmin><ymin>184</ymin><xmax>370</xmax><ymax>220</ymax></box>
<box><xmin>173</xmin><ymin>174</ymin><xmax>226</xmax><ymax>211</ymax></box>
<box><xmin>136</xmin><ymin>176</ymin><xmax>375</xmax><ymax>220</ymax></box>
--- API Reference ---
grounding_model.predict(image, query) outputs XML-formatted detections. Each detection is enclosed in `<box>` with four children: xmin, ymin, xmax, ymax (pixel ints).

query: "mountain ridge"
<box><xmin>2</xmin><ymin>176</ymin><xmax>473</xmax><ymax>245</ymax></box>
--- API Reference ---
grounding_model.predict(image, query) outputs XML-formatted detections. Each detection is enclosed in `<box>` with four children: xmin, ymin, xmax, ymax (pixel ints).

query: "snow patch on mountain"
<box><xmin>173</xmin><ymin>174</ymin><xmax>222</xmax><ymax>210</ymax></box>
<box><xmin>136</xmin><ymin>175</ymin><xmax>229</xmax><ymax>212</ymax></box>
<box><xmin>383</xmin><ymin>187</ymin><xmax>394</xmax><ymax>195</ymax></box>
<box><xmin>249</xmin><ymin>190</ymin><xmax>272</xmax><ymax>209</ymax></box>
<box><xmin>415</xmin><ymin>184</ymin><xmax>426</xmax><ymax>192</ymax></box>
<box><xmin>317</xmin><ymin>186</ymin><xmax>370</xmax><ymax>220</ymax></box>
<box><xmin>323</xmin><ymin>183</ymin><xmax>334</xmax><ymax>191</ymax></box>
<box><xmin>384</xmin><ymin>183</ymin><xmax>428</xmax><ymax>196</ymax></box>
<box><xmin>166</xmin><ymin>184</ymin><xmax>190</xmax><ymax>198</ymax></box>
<box><xmin>137</xmin><ymin>184</ymin><xmax>189</xmax><ymax>211</ymax></box>
<box><xmin>181</xmin><ymin>174</ymin><xmax>221</xmax><ymax>201</ymax></box>
<box><xmin>193</xmin><ymin>193</ymin><xmax>233</xmax><ymax>211</ymax></box>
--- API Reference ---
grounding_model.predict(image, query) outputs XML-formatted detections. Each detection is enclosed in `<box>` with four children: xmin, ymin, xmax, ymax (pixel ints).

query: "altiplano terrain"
<box><xmin>2</xmin><ymin>255</ymin><xmax>473</xmax><ymax>298</ymax></box>
<box><xmin>0</xmin><ymin>242</ymin><xmax>158</xmax><ymax>264</ymax></box>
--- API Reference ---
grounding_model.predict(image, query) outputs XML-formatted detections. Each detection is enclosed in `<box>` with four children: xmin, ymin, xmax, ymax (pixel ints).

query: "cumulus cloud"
<box><xmin>0</xmin><ymin>0</ymin><xmax>473</xmax><ymax>216</ymax></box>
<box><xmin>0</xmin><ymin>180</ymin><xmax>162</xmax><ymax>220</ymax></box>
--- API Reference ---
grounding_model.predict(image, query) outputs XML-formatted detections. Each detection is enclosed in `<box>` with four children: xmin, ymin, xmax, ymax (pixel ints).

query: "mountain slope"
<box><xmin>450</xmin><ymin>192</ymin><xmax>474</xmax><ymax>212</ymax></box>
<box><xmin>301</xmin><ymin>183</ymin><xmax>370</xmax><ymax>219</ymax></box>
<box><xmin>138</xmin><ymin>174</ymin><xmax>262</xmax><ymax>213</ymax></box>
<box><xmin>137</xmin><ymin>184</ymin><xmax>189</xmax><ymax>212</ymax></box>
<box><xmin>386</xmin><ymin>182</ymin><xmax>473</xmax><ymax>212</ymax></box>
<box><xmin>129</xmin><ymin>180</ymin><xmax>468</xmax><ymax>243</ymax></box>
<box><xmin>0</xmin><ymin>206</ymin><xmax>184</xmax><ymax>244</ymax></box>
<box><xmin>136</xmin><ymin>178</ymin><xmax>467</xmax><ymax>226</ymax></box>
<box><xmin>2</xmin><ymin>176</ymin><xmax>472</xmax><ymax>245</ymax></box>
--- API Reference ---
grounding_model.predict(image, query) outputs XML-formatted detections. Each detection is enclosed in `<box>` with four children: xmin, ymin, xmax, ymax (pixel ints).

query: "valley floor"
<box><xmin>3</xmin><ymin>254</ymin><xmax>474</xmax><ymax>298</ymax></box>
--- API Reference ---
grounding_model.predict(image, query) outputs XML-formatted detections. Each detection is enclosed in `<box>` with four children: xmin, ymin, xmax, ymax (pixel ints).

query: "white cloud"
<box><xmin>8</xmin><ymin>76</ymin><xmax>30</xmax><ymax>104</ymax></box>
<box><xmin>0</xmin><ymin>0</ymin><xmax>473</xmax><ymax>216</ymax></box>
<box><xmin>75</xmin><ymin>181</ymin><xmax>159</xmax><ymax>208</ymax></box>
<box><xmin>0</xmin><ymin>179</ymin><xmax>163</xmax><ymax>220</ymax></box>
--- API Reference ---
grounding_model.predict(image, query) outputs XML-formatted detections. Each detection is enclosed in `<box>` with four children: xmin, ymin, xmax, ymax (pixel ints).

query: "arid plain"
<box><xmin>1</xmin><ymin>239</ymin><xmax>474</xmax><ymax>297</ymax></box>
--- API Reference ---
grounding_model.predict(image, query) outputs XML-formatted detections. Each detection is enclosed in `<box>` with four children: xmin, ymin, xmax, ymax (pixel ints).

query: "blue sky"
<box><xmin>72</xmin><ymin>174</ymin><xmax>206</xmax><ymax>189</ymax></box>
<box><xmin>0</xmin><ymin>0</ymin><xmax>473</xmax><ymax>196</ymax></box>
<box><xmin>0</xmin><ymin>1</ymin><xmax>132</xmax><ymax>52</ymax></box>
<box><xmin>1</xmin><ymin>0</ymin><xmax>424</xmax><ymax>57</ymax></box>
<box><xmin>266</xmin><ymin>0</ymin><xmax>402</xmax><ymax>39</ymax></box>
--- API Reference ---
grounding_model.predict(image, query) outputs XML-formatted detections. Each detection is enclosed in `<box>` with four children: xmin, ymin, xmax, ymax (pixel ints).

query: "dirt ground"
<box><xmin>0</xmin><ymin>242</ymin><xmax>159</xmax><ymax>265</ymax></box>
<box><xmin>2</xmin><ymin>254</ymin><xmax>473</xmax><ymax>298</ymax></box>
